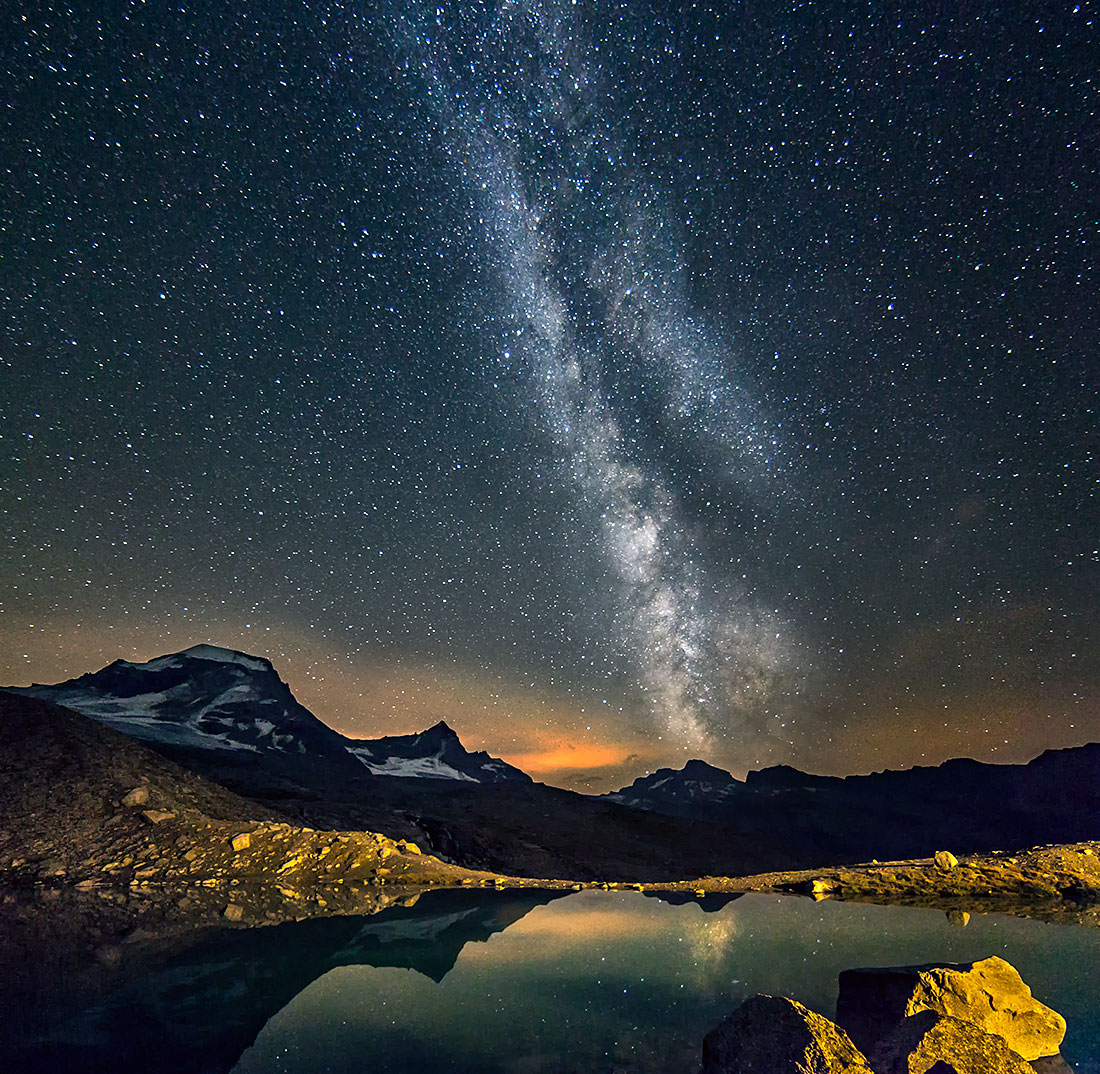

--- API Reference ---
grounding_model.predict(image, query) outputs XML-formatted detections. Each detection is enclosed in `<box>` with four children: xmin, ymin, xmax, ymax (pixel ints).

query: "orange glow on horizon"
<box><xmin>504</xmin><ymin>743</ymin><xmax>633</xmax><ymax>774</ymax></box>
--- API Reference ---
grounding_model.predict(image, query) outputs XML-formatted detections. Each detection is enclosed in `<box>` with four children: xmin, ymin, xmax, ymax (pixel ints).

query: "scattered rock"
<box><xmin>142</xmin><ymin>810</ymin><xmax>175</xmax><ymax>824</ymax></box>
<box><xmin>837</xmin><ymin>956</ymin><xmax>1066</xmax><ymax>1061</ymax></box>
<box><xmin>122</xmin><ymin>786</ymin><xmax>149</xmax><ymax>807</ymax></box>
<box><xmin>230</xmin><ymin>832</ymin><xmax>251</xmax><ymax>852</ymax></box>
<box><xmin>398</xmin><ymin>840</ymin><xmax>422</xmax><ymax>855</ymax></box>
<box><xmin>701</xmin><ymin>994</ymin><xmax>874</xmax><ymax>1074</ymax></box>
<box><xmin>945</xmin><ymin>910</ymin><xmax>970</xmax><ymax>927</ymax></box>
<box><xmin>223</xmin><ymin>903</ymin><xmax>244</xmax><ymax>922</ymax></box>
<box><xmin>934</xmin><ymin>851</ymin><xmax>959</xmax><ymax>870</ymax></box>
<box><xmin>870</xmin><ymin>1010</ymin><xmax>1034</xmax><ymax>1074</ymax></box>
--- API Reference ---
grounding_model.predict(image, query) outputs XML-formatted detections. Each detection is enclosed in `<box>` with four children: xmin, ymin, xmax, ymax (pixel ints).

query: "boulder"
<box><xmin>122</xmin><ymin>786</ymin><xmax>149</xmax><ymax>807</ymax></box>
<box><xmin>934</xmin><ymin>851</ymin><xmax>958</xmax><ymax>870</ymax></box>
<box><xmin>230</xmin><ymin>832</ymin><xmax>251</xmax><ymax>852</ymax></box>
<box><xmin>1030</xmin><ymin>1056</ymin><xmax>1076</xmax><ymax>1074</ymax></box>
<box><xmin>869</xmin><ymin>1010</ymin><xmax>1034</xmax><ymax>1074</ymax></box>
<box><xmin>836</xmin><ymin>956</ymin><xmax>1065</xmax><ymax>1061</ymax></box>
<box><xmin>701</xmin><ymin>994</ymin><xmax>874</xmax><ymax>1074</ymax></box>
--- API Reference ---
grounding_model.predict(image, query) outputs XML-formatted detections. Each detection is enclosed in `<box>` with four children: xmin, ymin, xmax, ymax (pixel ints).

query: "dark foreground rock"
<box><xmin>836</xmin><ymin>955</ymin><xmax>1066</xmax><ymax>1061</ymax></box>
<box><xmin>701</xmin><ymin>994</ymin><xmax>874</xmax><ymax>1074</ymax></box>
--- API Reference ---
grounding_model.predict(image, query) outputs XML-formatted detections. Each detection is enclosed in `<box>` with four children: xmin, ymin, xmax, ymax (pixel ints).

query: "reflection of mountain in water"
<box><xmin>642</xmin><ymin>890</ymin><xmax>744</xmax><ymax>913</ymax></box>
<box><xmin>16</xmin><ymin>889</ymin><xmax>563</xmax><ymax>1074</ymax></box>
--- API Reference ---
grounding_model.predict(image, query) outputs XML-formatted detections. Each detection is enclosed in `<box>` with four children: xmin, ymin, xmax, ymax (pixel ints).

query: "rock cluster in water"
<box><xmin>701</xmin><ymin>955</ymin><xmax>1068</xmax><ymax>1073</ymax></box>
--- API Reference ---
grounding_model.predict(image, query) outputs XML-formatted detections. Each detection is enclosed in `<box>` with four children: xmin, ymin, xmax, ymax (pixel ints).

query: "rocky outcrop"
<box><xmin>868</xmin><ymin>1010</ymin><xmax>1034</xmax><ymax>1074</ymax></box>
<box><xmin>702</xmin><ymin>957</ymin><xmax>1068</xmax><ymax>1074</ymax></box>
<box><xmin>701</xmin><ymin>994</ymin><xmax>874</xmax><ymax>1074</ymax></box>
<box><xmin>836</xmin><ymin>956</ymin><xmax>1066</xmax><ymax>1061</ymax></box>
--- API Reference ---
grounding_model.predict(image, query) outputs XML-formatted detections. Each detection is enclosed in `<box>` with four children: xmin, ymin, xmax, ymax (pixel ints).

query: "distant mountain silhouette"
<box><xmin>604</xmin><ymin>746</ymin><xmax>1100</xmax><ymax>862</ymax></box>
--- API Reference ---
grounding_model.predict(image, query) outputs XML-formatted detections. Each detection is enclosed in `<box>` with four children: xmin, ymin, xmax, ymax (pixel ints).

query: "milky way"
<box><xmin>1</xmin><ymin>1</ymin><xmax>1097</xmax><ymax>785</ymax></box>
<box><xmin>395</xmin><ymin>0</ymin><xmax>798</xmax><ymax>747</ymax></box>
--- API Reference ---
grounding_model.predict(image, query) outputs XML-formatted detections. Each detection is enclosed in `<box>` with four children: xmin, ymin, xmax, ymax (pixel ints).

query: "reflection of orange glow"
<box><xmin>508</xmin><ymin>905</ymin><xmax>665</xmax><ymax>940</ymax></box>
<box><xmin>506</xmin><ymin>744</ymin><xmax>629</xmax><ymax>773</ymax></box>
<box><xmin>462</xmin><ymin>901</ymin><xmax>667</xmax><ymax>965</ymax></box>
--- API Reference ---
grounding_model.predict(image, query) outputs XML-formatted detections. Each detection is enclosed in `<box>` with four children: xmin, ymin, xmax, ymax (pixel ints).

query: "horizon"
<box><xmin>6</xmin><ymin>637</ymin><xmax>1096</xmax><ymax>793</ymax></box>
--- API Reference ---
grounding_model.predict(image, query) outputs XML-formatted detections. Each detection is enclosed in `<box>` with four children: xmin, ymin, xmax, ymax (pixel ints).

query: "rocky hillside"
<box><xmin>0</xmin><ymin>690</ymin><xmax>502</xmax><ymax>906</ymax></box>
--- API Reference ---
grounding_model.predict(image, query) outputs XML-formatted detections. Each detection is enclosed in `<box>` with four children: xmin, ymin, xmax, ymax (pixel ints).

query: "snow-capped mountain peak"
<box><xmin>346</xmin><ymin>720</ymin><xmax>531</xmax><ymax>784</ymax></box>
<box><xmin>11</xmin><ymin>644</ymin><xmax>347</xmax><ymax>760</ymax></box>
<box><xmin>602</xmin><ymin>758</ymin><xmax>742</xmax><ymax>811</ymax></box>
<box><xmin>8</xmin><ymin>647</ymin><xmax>534</xmax><ymax>785</ymax></box>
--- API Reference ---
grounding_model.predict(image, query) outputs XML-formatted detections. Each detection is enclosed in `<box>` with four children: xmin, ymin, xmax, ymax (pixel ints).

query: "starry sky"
<box><xmin>2</xmin><ymin>0</ymin><xmax>1097</xmax><ymax>791</ymax></box>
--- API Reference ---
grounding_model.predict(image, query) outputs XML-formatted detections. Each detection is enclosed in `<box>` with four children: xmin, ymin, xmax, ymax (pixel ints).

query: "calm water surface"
<box><xmin>18</xmin><ymin>890</ymin><xmax>1100</xmax><ymax>1073</ymax></box>
<box><xmin>237</xmin><ymin>890</ymin><xmax>1099</xmax><ymax>1073</ymax></box>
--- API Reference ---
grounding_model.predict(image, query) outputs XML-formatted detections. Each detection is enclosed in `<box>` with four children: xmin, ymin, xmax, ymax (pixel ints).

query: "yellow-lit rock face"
<box><xmin>870</xmin><ymin>1010</ymin><xmax>1035</xmax><ymax>1074</ymax></box>
<box><xmin>838</xmin><ymin>956</ymin><xmax>1066</xmax><ymax>1062</ymax></box>
<box><xmin>905</xmin><ymin>957</ymin><xmax>1065</xmax><ymax>1061</ymax></box>
<box><xmin>702</xmin><ymin>994</ymin><xmax>875</xmax><ymax>1074</ymax></box>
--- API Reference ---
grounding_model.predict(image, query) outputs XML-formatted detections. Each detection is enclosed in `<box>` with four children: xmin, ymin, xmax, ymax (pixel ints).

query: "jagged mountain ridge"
<box><xmin>347</xmin><ymin>720</ymin><xmax>531</xmax><ymax>783</ymax></box>
<box><xmin>9</xmin><ymin>645</ymin><xmax>526</xmax><ymax>785</ymax></box>
<box><xmin>604</xmin><ymin>745</ymin><xmax>1100</xmax><ymax>861</ymax></box>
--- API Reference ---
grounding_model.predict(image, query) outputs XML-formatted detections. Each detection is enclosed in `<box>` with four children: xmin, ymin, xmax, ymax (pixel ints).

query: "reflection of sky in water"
<box><xmin>233</xmin><ymin>892</ymin><xmax>1100</xmax><ymax>1074</ymax></box>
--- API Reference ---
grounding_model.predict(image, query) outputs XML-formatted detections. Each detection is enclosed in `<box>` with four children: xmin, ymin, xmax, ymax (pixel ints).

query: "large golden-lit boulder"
<box><xmin>836</xmin><ymin>956</ymin><xmax>1065</xmax><ymax>1061</ymax></box>
<box><xmin>701</xmin><ymin>994</ymin><xmax>874</xmax><ymax>1074</ymax></box>
<box><xmin>869</xmin><ymin>1010</ymin><xmax>1035</xmax><ymax>1074</ymax></box>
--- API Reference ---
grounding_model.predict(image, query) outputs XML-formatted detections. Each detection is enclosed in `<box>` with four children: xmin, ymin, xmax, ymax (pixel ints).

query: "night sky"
<box><xmin>2</xmin><ymin>1</ymin><xmax>1097</xmax><ymax>790</ymax></box>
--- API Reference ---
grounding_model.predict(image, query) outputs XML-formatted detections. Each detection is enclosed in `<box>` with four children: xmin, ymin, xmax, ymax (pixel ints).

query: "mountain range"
<box><xmin>7</xmin><ymin>644</ymin><xmax>1100</xmax><ymax>876</ymax></box>
<box><xmin>10</xmin><ymin>644</ymin><xmax>528</xmax><ymax>785</ymax></box>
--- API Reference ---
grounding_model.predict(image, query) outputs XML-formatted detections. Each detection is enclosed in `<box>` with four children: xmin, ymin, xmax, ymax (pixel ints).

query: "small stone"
<box><xmin>223</xmin><ymin>903</ymin><xmax>244</xmax><ymax>922</ymax></box>
<box><xmin>946</xmin><ymin>910</ymin><xmax>970</xmax><ymax>927</ymax></box>
<box><xmin>230</xmin><ymin>832</ymin><xmax>251</xmax><ymax>852</ymax></box>
<box><xmin>122</xmin><ymin>786</ymin><xmax>149</xmax><ymax>807</ymax></box>
<box><xmin>142</xmin><ymin>809</ymin><xmax>175</xmax><ymax>824</ymax></box>
<box><xmin>934</xmin><ymin>851</ymin><xmax>959</xmax><ymax>870</ymax></box>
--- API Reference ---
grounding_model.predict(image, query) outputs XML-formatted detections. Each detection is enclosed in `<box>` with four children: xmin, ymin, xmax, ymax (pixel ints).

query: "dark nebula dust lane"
<box><xmin>1</xmin><ymin>1</ymin><xmax>1097</xmax><ymax>787</ymax></box>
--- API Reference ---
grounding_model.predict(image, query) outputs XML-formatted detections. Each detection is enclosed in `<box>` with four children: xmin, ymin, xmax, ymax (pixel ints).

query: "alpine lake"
<box><xmin>10</xmin><ymin>888</ymin><xmax>1100</xmax><ymax>1073</ymax></box>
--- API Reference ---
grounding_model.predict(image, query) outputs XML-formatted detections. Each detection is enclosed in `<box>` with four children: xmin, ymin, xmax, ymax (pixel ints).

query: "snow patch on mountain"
<box><xmin>349</xmin><ymin>752</ymin><xmax>479</xmax><ymax>781</ymax></box>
